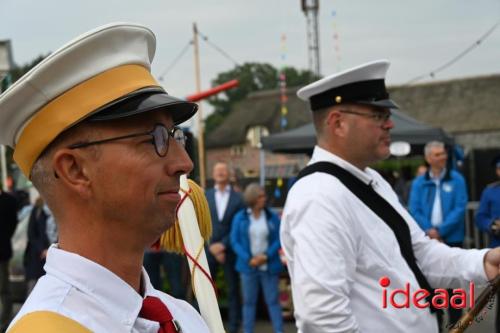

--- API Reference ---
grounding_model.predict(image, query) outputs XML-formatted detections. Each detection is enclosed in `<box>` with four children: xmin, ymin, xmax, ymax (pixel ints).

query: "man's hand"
<box><xmin>427</xmin><ymin>228</ymin><xmax>442</xmax><ymax>241</ymax></box>
<box><xmin>249</xmin><ymin>254</ymin><xmax>267</xmax><ymax>267</ymax></box>
<box><xmin>483</xmin><ymin>247</ymin><xmax>500</xmax><ymax>280</ymax></box>
<box><xmin>490</xmin><ymin>219</ymin><xmax>500</xmax><ymax>237</ymax></box>
<box><xmin>209</xmin><ymin>242</ymin><xmax>225</xmax><ymax>256</ymax></box>
<box><xmin>214</xmin><ymin>252</ymin><xmax>226</xmax><ymax>264</ymax></box>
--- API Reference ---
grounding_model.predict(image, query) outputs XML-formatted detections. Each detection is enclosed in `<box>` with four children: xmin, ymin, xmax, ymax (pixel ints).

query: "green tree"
<box><xmin>10</xmin><ymin>54</ymin><xmax>48</xmax><ymax>82</ymax></box>
<box><xmin>205</xmin><ymin>62</ymin><xmax>319</xmax><ymax>134</ymax></box>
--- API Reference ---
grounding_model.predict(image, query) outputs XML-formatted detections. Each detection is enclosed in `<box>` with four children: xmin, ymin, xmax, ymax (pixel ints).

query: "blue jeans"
<box><xmin>241</xmin><ymin>270</ymin><xmax>283</xmax><ymax>333</ymax></box>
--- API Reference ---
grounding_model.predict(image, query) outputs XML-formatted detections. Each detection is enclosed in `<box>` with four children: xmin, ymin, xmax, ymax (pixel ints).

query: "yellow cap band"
<box><xmin>14</xmin><ymin>64</ymin><xmax>159</xmax><ymax>178</ymax></box>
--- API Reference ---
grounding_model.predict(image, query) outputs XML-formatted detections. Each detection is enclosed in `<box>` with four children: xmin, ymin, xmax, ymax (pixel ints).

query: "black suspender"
<box><xmin>296</xmin><ymin>161</ymin><xmax>441</xmax><ymax>314</ymax></box>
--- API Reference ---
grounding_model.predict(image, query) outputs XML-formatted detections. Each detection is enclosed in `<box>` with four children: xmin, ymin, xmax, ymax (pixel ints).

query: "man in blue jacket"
<box><xmin>409</xmin><ymin>140</ymin><xmax>468</xmax><ymax>328</ymax></box>
<box><xmin>476</xmin><ymin>155</ymin><xmax>500</xmax><ymax>248</ymax></box>
<box><xmin>205</xmin><ymin>162</ymin><xmax>245</xmax><ymax>333</ymax></box>
<box><xmin>476</xmin><ymin>155</ymin><xmax>500</xmax><ymax>332</ymax></box>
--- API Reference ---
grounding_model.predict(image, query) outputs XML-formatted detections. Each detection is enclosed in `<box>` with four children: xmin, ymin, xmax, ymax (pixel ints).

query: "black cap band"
<box><xmin>309</xmin><ymin>79</ymin><xmax>389</xmax><ymax>111</ymax></box>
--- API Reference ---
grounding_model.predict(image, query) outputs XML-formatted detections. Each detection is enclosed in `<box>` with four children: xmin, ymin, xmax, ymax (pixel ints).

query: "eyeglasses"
<box><xmin>68</xmin><ymin>124</ymin><xmax>186</xmax><ymax>157</ymax></box>
<box><xmin>339</xmin><ymin>109</ymin><xmax>392</xmax><ymax>123</ymax></box>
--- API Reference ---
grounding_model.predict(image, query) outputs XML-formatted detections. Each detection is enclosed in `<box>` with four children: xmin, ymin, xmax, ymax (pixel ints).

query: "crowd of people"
<box><xmin>0</xmin><ymin>22</ymin><xmax>499</xmax><ymax>333</ymax></box>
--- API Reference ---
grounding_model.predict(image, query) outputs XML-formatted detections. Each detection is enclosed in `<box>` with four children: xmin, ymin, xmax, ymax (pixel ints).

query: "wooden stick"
<box><xmin>448</xmin><ymin>276</ymin><xmax>500</xmax><ymax>333</ymax></box>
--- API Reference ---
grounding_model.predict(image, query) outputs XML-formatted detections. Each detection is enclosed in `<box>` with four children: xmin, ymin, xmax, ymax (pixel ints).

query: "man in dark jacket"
<box><xmin>23</xmin><ymin>198</ymin><xmax>50</xmax><ymax>295</ymax></box>
<box><xmin>0</xmin><ymin>189</ymin><xmax>18</xmax><ymax>332</ymax></box>
<box><xmin>205</xmin><ymin>162</ymin><xmax>245</xmax><ymax>333</ymax></box>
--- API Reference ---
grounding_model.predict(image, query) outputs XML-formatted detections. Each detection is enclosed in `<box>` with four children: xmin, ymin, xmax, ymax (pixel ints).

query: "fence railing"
<box><xmin>464</xmin><ymin>201</ymin><xmax>490</xmax><ymax>249</ymax></box>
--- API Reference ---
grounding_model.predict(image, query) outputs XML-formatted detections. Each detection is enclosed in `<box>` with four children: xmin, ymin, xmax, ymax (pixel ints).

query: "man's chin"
<box><xmin>377</xmin><ymin>147</ymin><xmax>391</xmax><ymax>161</ymax></box>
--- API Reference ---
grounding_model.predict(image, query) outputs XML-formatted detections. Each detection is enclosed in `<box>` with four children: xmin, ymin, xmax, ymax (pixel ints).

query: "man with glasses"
<box><xmin>0</xmin><ymin>23</ymin><xmax>209</xmax><ymax>332</ymax></box>
<box><xmin>280</xmin><ymin>60</ymin><xmax>500</xmax><ymax>333</ymax></box>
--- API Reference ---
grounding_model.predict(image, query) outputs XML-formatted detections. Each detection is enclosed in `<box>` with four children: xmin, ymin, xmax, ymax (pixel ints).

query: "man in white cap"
<box><xmin>0</xmin><ymin>23</ymin><xmax>209</xmax><ymax>332</ymax></box>
<box><xmin>280</xmin><ymin>60</ymin><xmax>500</xmax><ymax>333</ymax></box>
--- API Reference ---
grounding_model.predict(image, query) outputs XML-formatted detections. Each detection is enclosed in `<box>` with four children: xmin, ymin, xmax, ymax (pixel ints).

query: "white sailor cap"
<box><xmin>297</xmin><ymin>59</ymin><xmax>399</xmax><ymax>111</ymax></box>
<box><xmin>0</xmin><ymin>22</ymin><xmax>198</xmax><ymax>178</ymax></box>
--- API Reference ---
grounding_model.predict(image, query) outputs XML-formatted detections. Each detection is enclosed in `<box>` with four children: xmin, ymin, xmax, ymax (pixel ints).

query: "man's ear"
<box><xmin>325</xmin><ymin>109</ymin><xmax>344</xmax><ymax>135</ymax></box>
<box><xmin>52</xmin><ymin>148</ymin><xmax>92</xmax><ymax>198</ymax></box>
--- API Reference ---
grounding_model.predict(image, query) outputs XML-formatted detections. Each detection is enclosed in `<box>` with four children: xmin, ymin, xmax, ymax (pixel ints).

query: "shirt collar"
<box><xmin>214</xmin><ymin>184</ymin><xmax>231</xmax><ymax>193</ymax></box>
<box><xmin>310</xmin><ymin>145</ymin><xmax>376</xmax><ymax>186</ymax></box>
<box><xmin>428</xmin><ymin>168</ymin><xmax>447</xmax><ymax>181</ymax></box>
<box><xmin>44</xmin><ymin>245</ymin><xmax>156</xmax><ymax>329</ymax></box>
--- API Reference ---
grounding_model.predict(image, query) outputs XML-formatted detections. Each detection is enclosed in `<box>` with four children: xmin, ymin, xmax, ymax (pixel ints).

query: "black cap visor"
<box><xmin>88</xmin><ymin>87</ymin><xmax>198</xmax><ymax>125</ymax></box>
<box><xmin>357</xmin><ymin>98</ymin><xmax>399</xmax><ymax>110</ymax></box>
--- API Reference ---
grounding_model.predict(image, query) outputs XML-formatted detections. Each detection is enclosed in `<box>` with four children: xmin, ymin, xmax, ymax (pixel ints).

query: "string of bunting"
<box><xmin>331</xmin><ymin>9</ymin><xmax>342</xmax><ymax>72</ymax></box>
<box><xmin>279</xmin><ymin>33</ymin><xmax>288</xmax><ymax>130</ymax></box>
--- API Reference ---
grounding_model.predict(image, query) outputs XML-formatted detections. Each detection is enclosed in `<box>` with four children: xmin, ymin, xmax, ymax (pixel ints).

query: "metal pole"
<box><xmin>0</xmin><ymin>75</ymin><xmax>7</xmax><ymax>191</ymax></box>
<box><xmin>259</xmin><ymin>143</ymin><xmax>265</xmax><ymax>187</ymax></box>
<box><xmin>0</xmin><ymin>145</ymin><xmax>7</xmax><ymax>191</ymax></box>
<box><xmin>193</xmin><ymin>22</ymin><xmax>206</xmax><ymax>188</ymax></box>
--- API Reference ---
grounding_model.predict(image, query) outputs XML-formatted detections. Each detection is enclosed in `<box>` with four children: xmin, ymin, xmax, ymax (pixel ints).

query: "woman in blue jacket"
<box><xmin>230</xmin><ymin>183</ymin><xmax>283</xmax><ymax>333</ymax></box>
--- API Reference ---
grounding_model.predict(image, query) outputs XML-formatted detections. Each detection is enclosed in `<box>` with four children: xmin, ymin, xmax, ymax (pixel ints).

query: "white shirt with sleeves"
<box><xmin>8</xmin><ymin>245</ymin><xmax>210</xmax><ymax>333</ymax></box>
<box><xmin>280</xmin><ymin>145</ymin><xmax>489</xmax><ymax>333</ymax></box>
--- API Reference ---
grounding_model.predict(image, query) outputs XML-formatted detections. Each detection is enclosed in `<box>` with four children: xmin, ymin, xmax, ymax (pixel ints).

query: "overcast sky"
<box><xmin>1</xmin><ymin>0</ymin><xmax>499</xmax><ymax>128</ymax></box>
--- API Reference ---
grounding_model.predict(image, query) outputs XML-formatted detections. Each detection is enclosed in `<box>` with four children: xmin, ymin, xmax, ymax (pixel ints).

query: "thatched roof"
<box><xmin>390</xmin><ymin>75</ymin><xmax>500</xmax><ymax>133</ymax></box>
<box><xmin>206</xmin><ymin>88</ymin><xmax>310</xmax><ymax>148</ymax></box>
<box><xmin>206</xmin><ymin>74</ymin><xmax>500</xmax><ymax>148</ymax></box>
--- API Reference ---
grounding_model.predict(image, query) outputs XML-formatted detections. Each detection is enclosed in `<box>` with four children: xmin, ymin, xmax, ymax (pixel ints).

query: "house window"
<box><xmin>231</xmin><ymin>145</ymin><xmax>246</xmax><ymax>156</ymax></box>
<box><xmin>246</xmin><ymin>126</ymin><xmax>269</xmax><ymax>148</ymax></box>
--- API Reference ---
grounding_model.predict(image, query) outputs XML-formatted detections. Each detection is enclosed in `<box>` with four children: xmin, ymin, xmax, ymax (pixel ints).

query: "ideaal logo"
<box><xmin>379</xmin><ymin>276</ymin><xmax>475</xmax><ymax>309</ymax></box>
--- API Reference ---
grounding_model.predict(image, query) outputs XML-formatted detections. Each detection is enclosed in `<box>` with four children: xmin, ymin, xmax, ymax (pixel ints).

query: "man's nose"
<box><xmin>164</xmin><ymin>140</ymin><xmax>194</xmax><ymax>176</ymax></box>
<box><xmin>382</xmin><ymin>118</ymin><xmax>394</xmax><ymax>130</ymax></box>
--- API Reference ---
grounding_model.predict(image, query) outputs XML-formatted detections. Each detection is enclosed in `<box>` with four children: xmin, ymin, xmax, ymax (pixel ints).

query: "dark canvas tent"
<box><xmin>261</xmin><ymin>109</ymin><xmax>453</xmax><ymax>154</ymax></box>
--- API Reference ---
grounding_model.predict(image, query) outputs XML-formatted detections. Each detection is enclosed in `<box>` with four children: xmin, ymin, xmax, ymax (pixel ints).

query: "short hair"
<box><xmin>213</xmin><ymin>161</ymin><xmax>228</xmax><ymax>170</ymax></box>
<box><xmin>243</xmin><ymin>182</ymin><xmax>264</xmax><ymax>208</ymax></box>
<box><xmin>424</xmin><ymin>141</ymin><xmax>445</xmax><ymax>157</ymax></box>
<box><xmin>312</xmin><ymin>107</ymin><xmax>333</xmax><ymax>136</ymax></box>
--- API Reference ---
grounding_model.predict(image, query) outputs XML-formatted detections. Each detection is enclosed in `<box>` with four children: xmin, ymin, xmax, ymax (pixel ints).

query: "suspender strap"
<box><xmin>296</xmin><ymin>161</ymin><xmax>442</xmax><ymax>314</ymax></box>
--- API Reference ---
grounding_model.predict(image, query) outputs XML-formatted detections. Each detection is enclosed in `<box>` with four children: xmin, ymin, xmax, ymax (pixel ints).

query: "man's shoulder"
<box><xmin>230</xmin><ymin>188</ymin><xmax>244</xmax><ymax>202</ymax></box>
<box><xmin>486</xmin><ymin>180</ymin><xmax>500</xmax><ymax>189</ymax></box>
<box><xmin>12</xmin><ymin>276</ymin><xmax>72</xmax><ymax>317</ymax></box>
<box><xmin>285</xmin><ymin>171</ymin><xmax>351</xmax><ymax>210</ymax></box>
<box><xmin>232</xmin><ymin>208</ymin><xmax>247</xmax><ymax>221</ymax></box>
<box><xmin>8</xmin><ymin>285</ymin><xmax>76</xmax><ymax>332</ymax></box>
<box><xmin>411</xmin><ymin>174</ymin><xmax>427</xmax><ymax>186</ymax></box>
<box><xmin>8</xmin><ymin>311</ymin><xmax>91</xmax><ymax>333</ymax></box>
<box><xmin>449</xmin><ymin>169</ymin><xmax>465</xmax><ymax>181</ymax></box>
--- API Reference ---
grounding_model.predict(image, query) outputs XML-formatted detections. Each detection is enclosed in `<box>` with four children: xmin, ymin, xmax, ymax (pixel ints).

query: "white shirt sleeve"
<box><xmin>282</xmin><ymin>177</ymin><xmax>361</xmax><ymax>333</ymax></box>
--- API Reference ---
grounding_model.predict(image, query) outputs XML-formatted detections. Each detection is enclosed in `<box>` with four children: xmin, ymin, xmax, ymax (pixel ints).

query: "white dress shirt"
<box><xmin>280</xmin><ymin>146</ymin><xmax>488</xmax><ymax>333</ymax></box>
<box><xmin>8</xmin><ymin>245</ymin><xmax>209</xmax><ymax>333</ymax></box>
<box><xmin>214</xmin><ymin>185</ymin><xmax>231</xmax><ymax>222</ymax></box>
<box><xmin>430</xmin><ymin>170</ymin><xmax>445</xmax><ymax>228</ymax></box>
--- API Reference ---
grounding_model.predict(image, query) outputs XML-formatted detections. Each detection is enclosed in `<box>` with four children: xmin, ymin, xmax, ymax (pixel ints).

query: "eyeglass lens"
<box><xmin>152</xmin><ymin>125</ymin><xmax>186</xmax><ymax>157</ymax></box>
